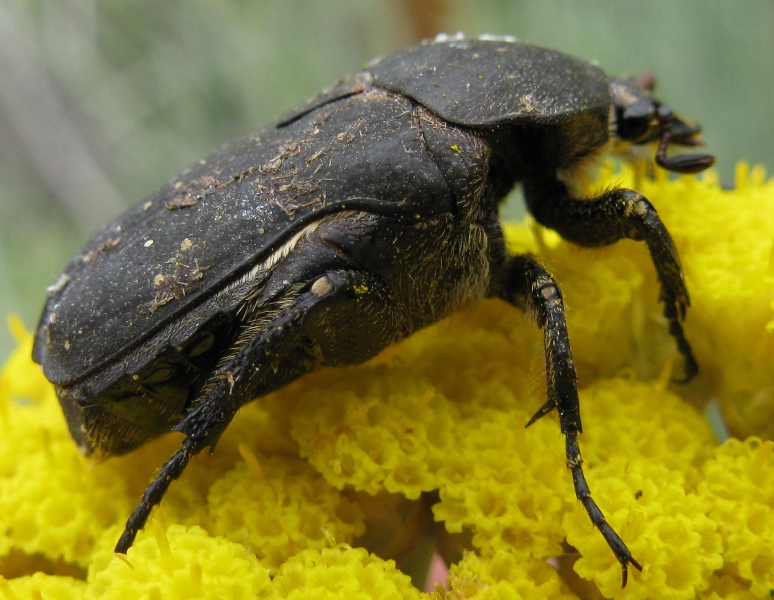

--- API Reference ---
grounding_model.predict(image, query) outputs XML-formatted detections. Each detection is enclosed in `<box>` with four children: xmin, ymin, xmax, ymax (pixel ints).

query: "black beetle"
<box><xmin>33</xmin><ymin>34</ymin><xmax>713</xmax><ymax>586</ymax></box>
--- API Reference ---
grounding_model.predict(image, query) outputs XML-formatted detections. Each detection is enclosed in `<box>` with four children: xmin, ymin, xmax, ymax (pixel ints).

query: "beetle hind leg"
<box><xmin>113</xmin><ymin>312</ymin><xmax>288</xmax><ymax>553</ymax></box>
<box><xmin>115</xmin><ymin>444</ymin><xmax>193</xmax><ymax>553</ymax></box>
<box><xmin>115</xmin><ymin>269</ymin><xmax>396</xmax><ymax>554</ymax></box>
<box><xmin>499</xmin><ymin>254</ymin><xmax>641</xmax><ymax>587</ymax></box>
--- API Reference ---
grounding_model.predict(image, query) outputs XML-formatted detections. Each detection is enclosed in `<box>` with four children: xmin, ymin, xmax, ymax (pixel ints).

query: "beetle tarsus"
<box><xmin>115</xmin><ymin>445</ymin><xmax>193</xmax><ymax>553</ymax></box>
<box><xmin>566</xmin><ymin>432</ymin><xmax>643</xmax><ymax>587</ymax></box>
<box><xmin>669</xmin><ymin>319</ymin><xmax>698</xmax><ymax>382</ymax></box>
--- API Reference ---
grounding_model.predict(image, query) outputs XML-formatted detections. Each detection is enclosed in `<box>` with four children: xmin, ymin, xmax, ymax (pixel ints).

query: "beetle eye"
<box><xmin>617</xmin><ymin>101</ymin><xmax>655</xmax><ymax>142</ymax></box>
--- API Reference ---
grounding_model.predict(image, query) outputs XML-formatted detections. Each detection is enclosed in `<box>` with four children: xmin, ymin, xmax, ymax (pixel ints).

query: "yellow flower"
<box><xmin>697</xmin><ymin>438</ymin><xmax>774</xmax><ymax>597</ymax></box>
<box><xmin>87</xmin><ymin>524</ymin><xmax>274</xmax><ymax>599</ymax></box>
<box><xmin>272</xmin><ymin>545</ymin><xmax>423</xmax><ymax>600</ymax></box>
<box><xmin>0</xmin><ymin>162</ymin><xmax>772</xmax><ymax>598</ymax></box>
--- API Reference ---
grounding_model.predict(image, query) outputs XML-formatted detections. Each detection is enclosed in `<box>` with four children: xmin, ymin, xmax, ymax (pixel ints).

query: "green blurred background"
<box><xmin>1</xmin><ymin>0</ymin><xmax>773</xmax><ymax>363</ymax></box>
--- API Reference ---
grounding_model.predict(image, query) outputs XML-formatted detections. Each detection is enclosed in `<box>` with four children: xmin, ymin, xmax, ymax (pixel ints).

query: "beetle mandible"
<box><xmin>33</xmin><ymin>34</ymin><xmax>714</xmax><ymax>586</ymax></box>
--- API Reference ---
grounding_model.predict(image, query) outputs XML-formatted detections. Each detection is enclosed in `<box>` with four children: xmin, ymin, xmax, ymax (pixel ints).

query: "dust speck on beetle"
<box><xmin>148</xmin><ymin>258</ymin><xmax>210</xmax><ymax>312</ymax></box>
<box><xmin>81</xmin><ymin>237</ymin><xmax>122</xmax><ymax>263</ymax></box>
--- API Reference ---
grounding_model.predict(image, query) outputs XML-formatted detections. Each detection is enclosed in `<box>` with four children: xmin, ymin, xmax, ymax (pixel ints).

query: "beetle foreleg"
<box><xmin>499</xmin><ymin>254</ymin><xmax>642</xmax><ymax>587</ymax></box>
<box><xmin>525</xmin><ymin>178</ymin><xmax>697</xmax><ymax>381</ymax></box>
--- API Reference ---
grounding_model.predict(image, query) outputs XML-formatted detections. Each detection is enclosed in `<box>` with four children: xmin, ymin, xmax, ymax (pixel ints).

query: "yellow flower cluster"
<box><xmin>0</xmin><ymin>162</ymin><xmax>772</xmax><ymax>599</ymax></box>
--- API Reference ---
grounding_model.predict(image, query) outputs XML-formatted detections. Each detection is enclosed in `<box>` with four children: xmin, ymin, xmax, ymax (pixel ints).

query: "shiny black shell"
<box><xmin>35</xmin><ymin>37</ymin><xmax>612</xmax><ymax>390</ymax></box>
<box><xmin>33</xmin><ymin>95</ymin><xmax>453</xmax><ymax>388</ymax></box>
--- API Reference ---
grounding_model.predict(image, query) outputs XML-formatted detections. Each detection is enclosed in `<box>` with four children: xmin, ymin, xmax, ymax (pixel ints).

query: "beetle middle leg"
<box><xmin>115</xmin><ymin>269</ymin><xmax>396</xmax><ymax>554</ymax></box>
<box><xmin>499</xmin><ymin>254</ymin><xmax>642</xmax><ymax>587</ymax></box>
<box><xmin>524</xmin><ymin>176</ymin><xmax>697</xmax><ymax>382</ymax></box>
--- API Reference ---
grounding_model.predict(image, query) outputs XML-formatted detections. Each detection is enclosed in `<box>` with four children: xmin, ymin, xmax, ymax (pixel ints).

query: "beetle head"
<box><xmin>611</xmin><ymin>77</ymin><xmax>714</xmax><ymax>174</ymax></box>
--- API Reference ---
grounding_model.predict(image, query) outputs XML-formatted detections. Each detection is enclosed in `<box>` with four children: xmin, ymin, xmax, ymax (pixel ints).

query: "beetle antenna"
<box><xmin>655</xmin><ymin>112</ymin><xmax>715</xmax><ymax>174</ymax></box>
